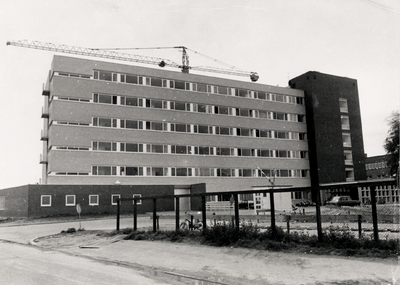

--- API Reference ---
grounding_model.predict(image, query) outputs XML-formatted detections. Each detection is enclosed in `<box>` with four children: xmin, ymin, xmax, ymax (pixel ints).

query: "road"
<box><xmin>1</xmin><ymin>216</ymin><xmax>399</xmax><ymax>285</ymax></box>
<box><xmin>0</xmin><ymin>241</ymin><xmax>168</xmax><ymax>285</ymax></box>
<box><xmin>0</xmin><ymin>217</ymin><xmax>178</xmax><ymax>285</ymax></box>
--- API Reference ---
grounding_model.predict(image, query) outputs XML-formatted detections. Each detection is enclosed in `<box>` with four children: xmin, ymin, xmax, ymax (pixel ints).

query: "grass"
<box><xmin>120</xmin><ymin>222</ymin><xmax>399</xmax><ymax>259</ymax></box>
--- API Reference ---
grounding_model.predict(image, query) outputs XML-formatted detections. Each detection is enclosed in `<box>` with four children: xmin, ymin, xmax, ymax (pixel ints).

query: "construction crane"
<box><xmin>6</xmin><ymin>40</ymin><xmax>259</xmax><ymax>82</ymax></box>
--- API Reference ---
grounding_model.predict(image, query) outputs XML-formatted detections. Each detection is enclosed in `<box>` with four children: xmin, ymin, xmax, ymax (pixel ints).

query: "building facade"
<box><xmin>365</xmin><ymin>155</ymin><xmax>392</xmax><ymax>180</ymax></box>
<box><xmin>289</xmin><ymin>72</ymin><xmax>367</xmax><ymax>186</ymax></box>
<box><xmin>40</xmin><ymin>56</ymin><xmax>311</xmax><ymax>198</ymax></box>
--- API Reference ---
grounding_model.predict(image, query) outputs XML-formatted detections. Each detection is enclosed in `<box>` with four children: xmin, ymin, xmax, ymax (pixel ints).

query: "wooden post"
<box><xmin>116</xmin><ymin>199</ymin><xmax>120</xmax><ymax>231</ymax></box>
<box><xmin>269</xmin><ymin>190</ymin><xmax>276</xmax><ymax>232</ymax></box>
<box><xmin>286</xmin><ymin>215</ymin><xmax>291</xmax><ymax>234</ymax></box>
<box><xmin>315</xmin><ymin>188</ymin><xmax>323</xmax><ymax>242</ymax></box>
<box><xmin>201</xmin><ymin>195</ymin><xmax>207</xmax><ymax>235</ymax></box>
<box><xmin>370</xmin><ymin>185</ymin><xmax>379</xmax><ymax>242</ymax></box>
<box><xmin>133</xmin><ymin>199</ymin><xmax>137</xmax><ymax>231</ymax></box>
<box><xmin>152</xmin><ymin>198</ymin><xmax>157</xmax><ymax>233</ymax></box>
<box><xmin>175</xmin><ymin>197</ymin><xmax>180</xmax><ymax>231</ymax></box>
<box><xmin>234</xmin><ymin>193</ymin><xmax>240</xmax><ymax>231</ymax></box>
<box><xmin>358</xmin><ymin>215</ymin><xmax>362</xmax><ymax>238</ymax></box>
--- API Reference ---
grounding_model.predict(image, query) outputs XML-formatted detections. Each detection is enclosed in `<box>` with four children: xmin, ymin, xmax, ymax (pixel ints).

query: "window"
<box><xmin>196</xmin><ymin>168</ymin><xmax>213</xmax><ymax>176</ymax></box>
<box><xmin>151</xmin><ymin>78</ymin><xmax>163</xmax><ymax>87</ymax></box>
<box><xmin>237</xmin><ymin>128</ymin><xmax>251</xmax><ymax>137</ymax></box>
<box><xmin>133</xmin><ymin>194</ymin><xmax>142</xmax><ymax>205</ymax></box>
<box><xmin>126</xmin><ymin>120</ymin><xmax>139</xmax><ymax>129</ymax></box>
<box><xmin>341</xmin><ymin>115</ymin><xmax>350</xmax><ymax>130</ymax></box>
<box><xmin>342</xmin><ymin>133</ymin><xmax>352</xmax><ymax>147</ymax></box>
<box><xmin>150</xmin><ymin>167</ymin><xmax>164</xmax><ymax>176</ymax></box>
<box><xmin>126</xmin><ymin>143</ymin><xmax>141</xmax><ymax>152</ymax></box>
<box><xmin>98</xmin><ymin>71</ymin><xmax>112</xmax><ymax>81</ymax></box>
<box><xmin>89</xmin><ymin>195</ymin><xmax>99</xmax><ymax>206</ymax></box>
<box><xmin>41</xmin><ymin>195</ymin><xmax>51</xmax><ymax>207</ymax></box>
<box><xmin>276</xmin><ymin>131</ymin><xmax>289</xmax><ymax>139</ymax></box>
<box><xmin>126</xmin><ymin>74</ymin><xmax>138</xmax><ymax>84</ymax></box>
<box><xmin>217</xmin><ymin>147</ymin><xmax>232</xmax><ymax>156</ymax></box>
<box><xmin>0</xmin><ymin>196</ymin><xmax>5</xmax><ymax>210</ymax></box>
<box><xmin>65</xmin><ymin>195</ymin><xmax>76</xmax><ymax>206</ymax></box>
<box><xmin>126</xmin><ymin>97</ymin><xmax>138</xmax><ymax>106</ymax></box>
<box><xmin>217</xmin><ymin>168</ymin><xmax>232</xmax><ymax>177</ymax></box>
<box><xmin>111</xmin><ymin>194</ymin><xmax>121</xmax><ymax>205</ymax></box>
<box><xmin>126</xmin><ymin>167</ymin><xmax>140</xmax><ymax>176</ymax></box>
<box><xmin>174</xmin><ymin>123</ymin><xmax>188</xmax><ymax>132</ymax></box>
<box><xmin>344</xmin><ymin>151</ymin><xmax>353</xmax><ymax>165</ymax></box>
<box><xmin>339</xmin><ymin>98</ymin><xmax>348</xmax><ymax>113</ymax></box>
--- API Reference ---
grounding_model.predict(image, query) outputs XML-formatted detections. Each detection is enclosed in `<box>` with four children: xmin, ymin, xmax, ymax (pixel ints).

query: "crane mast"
<box><xmin>6</xmin><ymin>40</ymin><xmax>259</xmax><ymax>82</ymax></box>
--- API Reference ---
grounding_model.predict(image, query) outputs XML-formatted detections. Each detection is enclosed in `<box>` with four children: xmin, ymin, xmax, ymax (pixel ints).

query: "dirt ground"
<box><xmin>35</xmin><ymin>230</ymin><xmax>400</xmax><ymax>285</ymax></box>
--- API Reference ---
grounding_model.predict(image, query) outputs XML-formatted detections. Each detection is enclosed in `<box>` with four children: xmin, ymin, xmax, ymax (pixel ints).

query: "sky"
<box><xmin>0</xmin><ymin>0</ymin><xmax>398</xmax><ymax>189</ymax></box>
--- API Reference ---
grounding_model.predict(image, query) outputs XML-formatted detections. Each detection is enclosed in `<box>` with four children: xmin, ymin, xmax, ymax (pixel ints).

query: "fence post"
<box><xmin>234</xmin><ymin>193</ymin><xmax>240</xmax><ymax>231</ymax></box>
<box><xmin>116</xmin><ymin>199</ymin><xmax>120</xmax><ymax>231</ymax></box>
<box><xmin>133</xmin><ymin>199</ymin><xmax>137</xmax><ymax>231</ymax></box>
<box><xmin>358</xmin><ymin>215</ymin><xmax>362</xmax><ymax>238</ymax></box>
<box><xmin>370</xmin><ymin>184</ymin><xmax>379</xmax><ymax>242</ymax></box>
<box><xmin>269</xmin><ymin>190</ymin><xmax>276</xmax><ymax>232</ymax></box>
<box><xmin>315</xmin><ymin>188</ymin><xmax>323</xmax><ymax>242</ymax></box>
<box><xmin>175</xmin><ymin>197</ymin><xmax>180</xmax><ymax>232</ymax></box>
<box><xmin>152</xmin><ymin>198</ymin><xmax>157</xmax><ymax>233</ymax></box>
<box><xmin>286</xmin><ymin>215</ymin><xmax>291</xmax><ymax>234</ymax></box>
<box><xmin>201</xmin><ymin>195</ymin><xmax>207</xmax><ymax>235</ymax></box>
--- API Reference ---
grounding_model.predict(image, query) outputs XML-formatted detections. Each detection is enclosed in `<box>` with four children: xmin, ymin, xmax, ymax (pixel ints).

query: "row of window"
<box><xmin>365</xmin><ymin>161</ymin><xmax>388</xmax><ymax>170</ymax></box>
<box><xmin>91</xmin><ymin>166</ymin><xmax>309</xmax><ymax>178</ymax></box>
<box><xmin>40</xmin><ymin>194</ymin><xmax>142</xmax><ymax>207</ymax></box>
<box><xmin>89</xmin><ymin>117</ymin><xmax>307</xmax><ymax>140</ymax></box>
<box><xmin>86</xmin><ymin>94</ymin><xmax>306</xmax><ymax>123</ymax></box>
<box><xmin>90</xmin><ymin>141</ymin><xmax>308</xmax><ymax>159</ymax></box>
<box><xmin>88</xmin><ymin>70</ymin><xmax>305</xmax><ymax>105</ymax></box>
<box><xmin>360</xmin><ymin>189</ymin><xmax>399</xmax><ymax>197</ymax></box>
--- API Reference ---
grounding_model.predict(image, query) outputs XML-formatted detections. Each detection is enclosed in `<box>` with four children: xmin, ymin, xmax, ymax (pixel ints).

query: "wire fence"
<box><xmin>116</xmin><ymin>179</ymin><xmax>399</xmax><ymax>242</ymax></box>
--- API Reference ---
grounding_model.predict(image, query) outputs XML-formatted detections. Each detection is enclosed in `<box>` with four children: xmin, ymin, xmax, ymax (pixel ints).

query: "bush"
<box><xmin>61</xmin><ymin>228</ymin><xmax>76</xmax><ymax>233</ymax></box>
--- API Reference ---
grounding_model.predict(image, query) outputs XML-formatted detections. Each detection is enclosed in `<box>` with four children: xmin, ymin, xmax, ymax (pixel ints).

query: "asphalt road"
<box><xmin>0</xmin><ymin>217</ymin><xmax>178</xmax><ymax>285</ymax></box>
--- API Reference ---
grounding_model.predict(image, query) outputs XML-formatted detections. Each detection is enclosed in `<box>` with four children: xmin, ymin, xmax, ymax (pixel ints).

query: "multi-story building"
<box><xmin>365</xmin><ymin>155</ymin><xmax>392</xmax><ymax>180</ymax></box>
<box><xmin>40</xmin><ymin>56</ymin><xmax>310</xmax><ymax>199</ymax></box>
<box><xmin>39</xmin><ymin>56</ymin><xmax>367</xmax><ymax>206</ymax></box>
<box><xmin>288</xmin><ymin>72</ymin><xmax>367</xmax><ymax>201</ymax></box>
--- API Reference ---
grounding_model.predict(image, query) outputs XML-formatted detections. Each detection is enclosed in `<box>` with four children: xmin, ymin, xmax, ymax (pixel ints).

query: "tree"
<box><xmin>384</xmin><ymin>111</ymin><xmax>399</xmax><ymax>177</ymax></box>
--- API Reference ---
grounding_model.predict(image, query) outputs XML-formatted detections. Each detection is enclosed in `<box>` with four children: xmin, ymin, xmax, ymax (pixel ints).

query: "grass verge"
<box><xmin>119</xmin><ymin>222</ymin><xmax>399</xmax><ymax>259</ymax></box>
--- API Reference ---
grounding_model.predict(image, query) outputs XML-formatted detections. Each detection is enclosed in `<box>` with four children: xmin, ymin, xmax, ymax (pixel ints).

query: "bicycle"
<box><xmin>180</xmin><ymin>218</ymin><xmax>203</xmax><ymax>230</ymax></box>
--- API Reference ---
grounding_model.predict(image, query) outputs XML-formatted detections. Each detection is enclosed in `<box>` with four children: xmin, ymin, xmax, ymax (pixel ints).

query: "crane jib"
<box><xmin>7</xmin><ymin>40</ymin><xmax>259</xmax><ymax>82</ymax></box>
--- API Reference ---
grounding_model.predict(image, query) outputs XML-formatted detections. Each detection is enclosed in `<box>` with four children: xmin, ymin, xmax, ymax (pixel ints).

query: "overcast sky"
<box><xmin>0</xmin><ymin>0</ymin><xmax>398</xmax><ymax>189</ymax></box>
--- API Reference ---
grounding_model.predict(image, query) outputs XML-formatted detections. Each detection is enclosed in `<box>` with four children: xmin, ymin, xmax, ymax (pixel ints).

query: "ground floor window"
<box><xmin>65</xmin><ymin>195</ymin><xmax>76</xmax><ymax>206</ymax></box>
<box><xmin>89</xmin><ymin>195</ymin><xmax>99</xmax><ymax>206</ymax></box>
<box><xmin>41</xmin><ymin>195</ymin><xmax>52</xmax><ymax>207</ymax></box>
<box><xmin>111</xmin><ymin>194</ymin><xmax>121</xmax><ymax>205</ymax></box>
<box><xmin>132</xmin><ymin>194</ymin><xmax>142</xmax><ymax>205</ymax></box>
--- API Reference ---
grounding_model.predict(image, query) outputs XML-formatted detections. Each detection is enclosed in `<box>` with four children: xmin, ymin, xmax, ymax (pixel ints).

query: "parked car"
<box><xmin>295</xmin><ymin>199</ymin><xmax>315</xmax><ymax>207</ymax></box>
<box><xmin>326</xmin><ymin>196</ymin><xmax>360</xmax><ymax>207</ymax></box>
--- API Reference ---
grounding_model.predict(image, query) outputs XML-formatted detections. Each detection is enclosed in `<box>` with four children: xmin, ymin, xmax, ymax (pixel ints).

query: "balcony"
<box><xmin>40</xmin><ymin>129</ymin><xmax>48</xmax><ymax>141</ymax></box>
<box><xmin>42</xmin><ymin>83</ymin><xmax>50</xmax><ymax>96</ymax></box>
<box><xmin>39</xmin><ymin>153</ymin><xmax>47</xmax><ymax>164</ymax></box>
<box><xmin>41</xmin><ymin>106</ymin><xmax>49</xmax><ymax>119</ymax></box>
